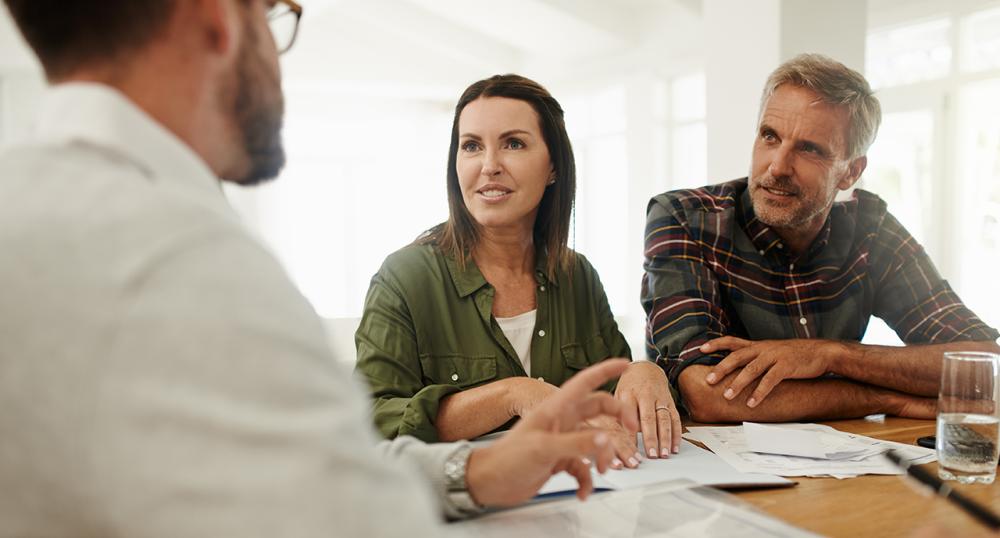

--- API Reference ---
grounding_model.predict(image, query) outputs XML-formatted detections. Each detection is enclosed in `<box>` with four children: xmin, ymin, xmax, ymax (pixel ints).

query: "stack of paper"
<box><xmin>452</xmin><ymin>480</ymin><xmax>820</xmax><ymax>538</ymax></box>
<box><xmin>684</xmin><ymin>422</ymin><xmax>935</xmax><ymax>479</ymax></box>
<box><xmin>535</xmin><ymin>439</ymin><xmax>793</xmax><ymax>498</ymax></box>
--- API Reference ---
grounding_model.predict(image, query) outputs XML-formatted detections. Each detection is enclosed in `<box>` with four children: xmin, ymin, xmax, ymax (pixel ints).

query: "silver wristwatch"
<box><xmin>443</xmin><ymin>444</ymin><xmax>483</xmax><ymax>516</ymax></box>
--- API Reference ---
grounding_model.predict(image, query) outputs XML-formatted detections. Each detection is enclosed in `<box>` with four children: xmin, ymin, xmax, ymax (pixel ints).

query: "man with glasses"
<box><xmin>0</xmin><ymin>1</ymin><xmax>634</xmax><ymax>534</ymax></box>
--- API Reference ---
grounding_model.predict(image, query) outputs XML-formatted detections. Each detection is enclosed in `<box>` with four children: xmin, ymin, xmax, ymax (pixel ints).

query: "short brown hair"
<box><xmin>421</xmin><ymin>74</ymin><xmax>576</xmax><ymax>279</ymax></box>
<box><xmin>2</xmin><ymin>0</ymin><xmax>176</xmax><ymax>80</ymax></box>
<box><xmin>761</xmin><ymin>53</ymin><xmax>882</xmax><ymax>159</ymax></box>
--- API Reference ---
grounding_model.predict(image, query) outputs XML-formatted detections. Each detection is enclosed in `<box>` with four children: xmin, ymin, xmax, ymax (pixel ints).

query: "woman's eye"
<box><xmin>460</xmin><ymin>141</ymin><xmax>480</xmax><ymax>152</ymax></box>
<box><xmin>506</xmin><ymin>139</ymin><xmax>525</xmax><ymax>150</ymax></box>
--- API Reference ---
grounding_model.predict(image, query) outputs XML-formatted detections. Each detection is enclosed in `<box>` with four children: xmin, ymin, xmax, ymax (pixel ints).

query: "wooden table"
<box><xmin>718</xmin><ymin>416</ymin><xmax>1000</xmax><ymax>537</ymax></box>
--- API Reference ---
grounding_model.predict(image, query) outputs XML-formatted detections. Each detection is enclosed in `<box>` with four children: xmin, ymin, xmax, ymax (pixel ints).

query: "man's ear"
<box><xmin>194</xmin><ymin>0</ymin><xmax>242</xmax><ymax>58</ymax></box>
<box><xmin>838</xmin><ymin>155</ymin><xmax>867</xmax><ymax>191</ymax></box>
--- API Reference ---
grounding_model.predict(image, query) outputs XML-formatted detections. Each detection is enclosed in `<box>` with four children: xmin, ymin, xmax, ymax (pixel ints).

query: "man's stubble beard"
<box><xmin>751</xmin><ymin>173</ymin><xmax>833</xmax><ymax>230</ymax></box>
<box><xmin>227</xmin><ymin>20</ymin><xmax>286</xmax><ymax>186</ymax></box>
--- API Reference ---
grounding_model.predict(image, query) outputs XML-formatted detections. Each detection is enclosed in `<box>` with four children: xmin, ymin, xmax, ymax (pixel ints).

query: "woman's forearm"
<box><xmin>435</xmin><ymin>377</ymin><xmax>556</xmax><ymax>441</ymax></box>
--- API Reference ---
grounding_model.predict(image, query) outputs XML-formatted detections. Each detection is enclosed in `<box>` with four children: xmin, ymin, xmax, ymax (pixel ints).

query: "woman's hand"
<box><xmin>614</xmin><ymin>361</ymin><xmax>682</xmax><ymax>458</ymax></box>
<box><xmin>585</xmin><ymin>414</ymin><xmax>641</xmax><ymax>469</ymax></box>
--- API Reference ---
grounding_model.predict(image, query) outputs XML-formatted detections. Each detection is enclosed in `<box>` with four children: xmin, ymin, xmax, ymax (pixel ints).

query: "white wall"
<box><xmin>2</xmin><ymin>1</ymin><xmax>997</xmax><ymax>359</ymax></box>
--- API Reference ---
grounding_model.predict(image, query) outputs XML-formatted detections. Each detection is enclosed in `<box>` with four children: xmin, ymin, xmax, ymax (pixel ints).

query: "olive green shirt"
<box><xmin>354</xmin><ymin>243</ymin><xmax>630</xmax><ymax>442</ymax></box>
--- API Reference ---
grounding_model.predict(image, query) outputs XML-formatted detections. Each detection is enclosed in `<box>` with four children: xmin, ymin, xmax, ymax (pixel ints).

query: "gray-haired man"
<box><xmin>643</xmin><ymin>53</ymin><xmax>999</xmax><ymax>423</ymax></box>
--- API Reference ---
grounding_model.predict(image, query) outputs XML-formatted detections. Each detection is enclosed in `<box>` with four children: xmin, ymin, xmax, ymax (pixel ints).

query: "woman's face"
<box><xmin>456</xmin><ymin>96</ymin><xmax>554</xmax><ymax>236</ymax></box>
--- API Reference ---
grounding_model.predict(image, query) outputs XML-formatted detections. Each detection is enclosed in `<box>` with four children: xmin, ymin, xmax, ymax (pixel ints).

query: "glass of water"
<box><xmin>937</xmin><ymin>351</ymin><xmax>1000</xmax><ymax>484</ymax></box>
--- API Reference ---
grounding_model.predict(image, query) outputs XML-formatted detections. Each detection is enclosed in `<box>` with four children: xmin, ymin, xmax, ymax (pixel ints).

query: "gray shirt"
<box><xmin>0</xmin><ymin>83</ymin><xmax>463</xmax><ymax>536</ymax></box>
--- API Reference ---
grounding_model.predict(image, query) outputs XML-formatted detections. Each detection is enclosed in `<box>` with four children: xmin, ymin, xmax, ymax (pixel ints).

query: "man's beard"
<box><xmin>750</xmin><ymin>173</ymin><xmax>830</xmax><ymax>229</ymax></box>
<box><xmin>230</xmin><ymin>28</ymin><xmax>286</xmax><ymax>186</ymax></box>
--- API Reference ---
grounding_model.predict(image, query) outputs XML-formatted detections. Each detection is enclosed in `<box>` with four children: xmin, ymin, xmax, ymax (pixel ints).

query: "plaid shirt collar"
<box><xmin>737</xmin><ymin>180</ymin><xmax>836</xmax><ymax>263</ymax></box>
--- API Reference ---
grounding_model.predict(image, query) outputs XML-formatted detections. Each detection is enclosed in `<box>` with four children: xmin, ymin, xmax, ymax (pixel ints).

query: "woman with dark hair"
<box><xmin>355</xmin><ymin>75</ymin><xmax>680</xmax><ymax>467</ymax></box>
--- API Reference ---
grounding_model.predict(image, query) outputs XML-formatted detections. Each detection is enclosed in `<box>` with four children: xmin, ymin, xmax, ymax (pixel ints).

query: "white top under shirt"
<box><xmin>495</xmin><ymin>309</ymin><xmax>538</xmax><ymax>376</ymax></box>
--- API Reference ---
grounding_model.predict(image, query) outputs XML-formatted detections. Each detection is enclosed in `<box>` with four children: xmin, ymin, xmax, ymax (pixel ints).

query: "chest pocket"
<box><xmin>560</xmin><ymin>333</ymin><xmax>611</xmax><ymax>370</ymax></box>
<box><xmin>419</xmin><ymin>354</ymin><xmax>498</xmax><ymax>388</ymax></box>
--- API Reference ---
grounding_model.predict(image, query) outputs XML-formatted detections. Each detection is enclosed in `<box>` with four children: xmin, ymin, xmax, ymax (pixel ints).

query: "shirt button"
<box><xmin>537</xmin><ymin>377</ymin><xmax>545</xmax><ymax>382</ymax></box>
<box><xmin>789</xmin><ymin>263</ymin><xmax>795</xmax><ymax>270</ymax></box>
<box><xmin>778</xmin><ymin>243</ymin><xmax>784</xmax><ymax>249</ymax></box>
<box><xmin>451</xmin><ymin>373</ymin><xmax>459</xmax><ymax>381</ymax></box>
<box><xmin>538</xmin><ymin>330</ymin><xmax>546</xmax><ymax>337</ymax></box>
<box><xmin>540</xmin><ymin>285</ymin><xmax>546</xmax><ymax>292</ymax></box>
<box><xmin>758</xmin><ymin>250</ymin><xmax>765</xmax><ymax>256</ymax></box>
<box><xmin>799</xmin><ymin>317</ymin><xmax>807</xmax><ymax>325</ymax></box>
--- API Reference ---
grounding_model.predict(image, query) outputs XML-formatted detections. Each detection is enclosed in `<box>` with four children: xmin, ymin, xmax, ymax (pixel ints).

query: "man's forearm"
<box><xmin>679</xmin><ymin>365</ymin><xmax>935</xmax><ymax>423</ymax></box>
<box><xmin>836</xmin><ymin>340</ymin><xmax>1000</xmax><ymax>397</ymax></box>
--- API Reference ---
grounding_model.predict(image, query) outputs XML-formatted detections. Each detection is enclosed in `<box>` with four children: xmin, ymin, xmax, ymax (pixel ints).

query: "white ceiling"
<box><xmin>280</xmin><ymin>0</ymin><xmax>704</xmax><ymax>100</ymax></box>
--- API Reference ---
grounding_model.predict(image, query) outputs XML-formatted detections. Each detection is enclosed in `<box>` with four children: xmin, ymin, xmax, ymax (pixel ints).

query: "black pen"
<box><xmin>884</xmin><ymin>449</ymin><xmax>1000</xmax><ymax>531</ymax></box>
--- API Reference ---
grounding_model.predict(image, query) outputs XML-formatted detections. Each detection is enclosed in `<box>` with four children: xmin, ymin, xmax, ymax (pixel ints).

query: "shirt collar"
<box><xmin>739</xmin><ymin>181</ymin><xmax>835</xmax><ymax>262</ymax></box>
<box><xmin>32</xmin><ymin>82</ymin><xmax>227</xmax><ymax>207</ymax></box>
<box><xmin>444</xmin><ymin>247</ymin><xmax>558</xmax><ymax>298</ymax></box>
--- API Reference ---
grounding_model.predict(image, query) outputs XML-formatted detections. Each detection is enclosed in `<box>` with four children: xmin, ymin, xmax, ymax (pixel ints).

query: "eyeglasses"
<box><xmin>268</xmin><ymin>0</ymin><xmax>303</xmax><ymax>55</ymax></box>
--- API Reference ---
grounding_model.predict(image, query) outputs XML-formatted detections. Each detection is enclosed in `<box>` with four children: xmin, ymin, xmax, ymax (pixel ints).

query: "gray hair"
<box><xmin>760</xmin><ymin>53</ymin><xmax>882</xmax><ymax>159</ymax></box>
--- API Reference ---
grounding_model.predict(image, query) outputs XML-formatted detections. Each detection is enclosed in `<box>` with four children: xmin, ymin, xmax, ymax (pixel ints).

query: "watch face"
<box><xmin>445</xmin><ymin>446</ymin><xmax>470</xmax><ymax>489</ymax></box>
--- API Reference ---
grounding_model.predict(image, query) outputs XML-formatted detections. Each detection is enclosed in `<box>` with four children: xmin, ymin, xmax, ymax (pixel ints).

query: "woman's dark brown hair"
<box><xmin>421</xmin><ymin>74</ymin><xmax>576</xmax><ymax>279</ymax></box>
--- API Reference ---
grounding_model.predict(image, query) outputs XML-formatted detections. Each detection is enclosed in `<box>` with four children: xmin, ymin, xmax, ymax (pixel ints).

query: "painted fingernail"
<box><xmin>724</xmin><ymin>388</ymin><xmax>734</xmax><ymax>399</ymax></box>
<box><xmin>612</xmin><ymin>458</ymin><xmax>623</xmax><ymax>468</ymax></box>
<box><xmin>700</xmin><ymin>343</ymin><xmax>710</xmax><ymax>351</ymax></box>
<box><xmin>648</xmin><ymin>448</ymin><xmax>657</xmax><ymax>458</ymax></box>
<box><xmin>661</xmin><ymin>448</ymin><xmax>670</xmax><ymax>457</ymax></box>
<box><xmin>627</xmin><ymin>457</ymin><xmax>639</xmax><ymax>467</ymax></box>
<box><xmin>706</xmin><ymin>373</ymin><xmax>717</xmax><ymax>384</ymax></box>
<box><xmin>634</xmin><ymin>452</ymin><xmax>643</xmax><ymax>462</ymax></box>
<box><xmin>747</xmin><ymin>397</ymin><xmax>757</xmax><ymax>408</ymax></box>
<box><xmin>673</xmin><ymin>445</ymin><xmax>680</xmax><ymax>454</ymax></box>
<box><xmin>581</xmin><ymin>457</ymin><xmax>592</xmax><ymax>466</ymax></box>
<box><xmin>594</xmin><ymin>433</ymin><xmax>609</xmax><ymax>446</ymax></box>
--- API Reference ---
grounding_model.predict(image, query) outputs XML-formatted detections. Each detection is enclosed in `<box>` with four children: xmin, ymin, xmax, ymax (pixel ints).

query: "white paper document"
<box><xmin>450</xmin><ymin>480</ymin><xmax>819</xmax><ymax>538</ymax></box>
<box><xmin>684</xmin><ymin>423</ymin><xmax>935</xmax><ymax>478</ymax></box>
<box><xmin>743</xmin><ymin>422</ymin><xmax>881</xmax><ymax>460</ymax></box>
<box><xmin>536</xmin><ymin>439</ymin><xmax>792</xmax><ymax>497</ymax></box>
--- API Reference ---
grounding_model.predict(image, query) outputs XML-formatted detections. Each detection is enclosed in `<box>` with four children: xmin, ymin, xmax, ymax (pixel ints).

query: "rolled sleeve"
<box><xmin>641</xmin><ymin>198</ymin><xmax>731</xmax><ymax>385</ymax></box>
<box><xmin>355</xmin><ymin>277</ymin><xmax>459</xmax><ymax>442</ymax></box>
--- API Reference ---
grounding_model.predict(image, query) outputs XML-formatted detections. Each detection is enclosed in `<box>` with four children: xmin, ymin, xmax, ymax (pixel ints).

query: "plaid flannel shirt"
<box><xmin>642</xmin><ymin>178</ymin><xmax>999</xmax><ymax>384</ymax></box>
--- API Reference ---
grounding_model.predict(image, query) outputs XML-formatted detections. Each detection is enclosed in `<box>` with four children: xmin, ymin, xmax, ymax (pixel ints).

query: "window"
<box><xmin>961</xmin><ymin>6</ymin><xmax>1000</xmax><ymax>72</ymax></box>
<box><xmin>668</xmin><ymin>73</ymin><xmax>708</xmax><ymax>189</ymax></box>
<box><xmin>860</xmin><ymin>110</ymin><xmax>935</xmax><ymax>247</ymax></box>
<box><xmin>866</xmin><ymin>17</ymin><xmax>952</xmax><ymax>88</ymax></box>
<box><xmin>956</xmin><ymin>78</ymin><xmax>1000</xmax><ymax>328</ymax></box>
<box><xmin>564</xmin><ymin>86</ymin><xmax>630</xmax><ymax>314</ymax></box>
<box><xmin>864</xmin><ymin>2</ymin><xmax>1000</xmax><ymax>341</ymax></box>
<box><xmin>228</xmin><ymin>88</ymin><xmax>451</xmax><ymax>318</ymax></box>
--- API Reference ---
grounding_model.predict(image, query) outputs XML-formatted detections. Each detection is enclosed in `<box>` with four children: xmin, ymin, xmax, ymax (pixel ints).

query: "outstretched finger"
<box><xmin>706</xmin><ymin>347</ymin><xmax>755</xmax><ymax>385</ymax></box>
<box><xmin>669</xmin><ymin>405</ymin><xmax>682</xmax><ymax>453</ymax></box>
<box><xmin>566</xmin><ymin>457</ymin><xmax>594</xmax><ymax>501</ymax></box>
<box><xmin>637</xmin><ymin>398</ymin><xmax>660</xmax><ymax>459</ymax></box>
<box><xmin>701</xmin><ymin>336</ymin><xmax>751</xmax><ymax>354</ymax></box>
<box><xmin>654</xmin><ymin>404</ymin><xmax>678</xmax><ymax>457</ymax></box>
<box><xmin>724</xmin><ymin>357</ymin><xmax>774</xmax><ymax>401</ymax></box>
<box><xmin>747</xmin><ymin>367</ymin><xmax>787</xmax><ymax>408</ymax></box>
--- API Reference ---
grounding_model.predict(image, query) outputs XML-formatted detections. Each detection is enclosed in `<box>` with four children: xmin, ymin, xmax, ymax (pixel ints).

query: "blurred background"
<box><xmin>1</xmin><ymin>0</ymin><xmax>998</xmax><ymax>361</ymax></box>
